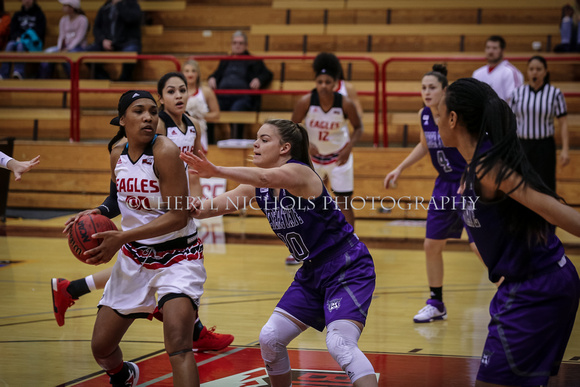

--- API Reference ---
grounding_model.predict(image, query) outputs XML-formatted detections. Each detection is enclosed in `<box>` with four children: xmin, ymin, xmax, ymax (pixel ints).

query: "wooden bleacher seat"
<box><xmin>151</xmin><ymin>5</ymin><xmax>286</xmax><ymax>28</ymax></box>
<box><xmin>0</xmin><ymin>52</ymin><xmax>137</xmax><ymax>65</ymax></box>
<box><xmin>251</xmin><ymin>24</ymin><xmax>559</xmax><ymax>37</ymax></box>
<box><xmin>0</xmin><ymin>107</ymin><xmax>69</xmax><ymax>120</ymax></box>
<box><xmin>46</xmin><ymin>25</ymin><xmax>163</xmax><ymax>39</ymax></box>
<box><xmin>217</xmin><ymin>111</ymin><xmax>258</xmax><ymax>124</ymax></box>
<box><xmin>0</xmin><ymin>108</ymin><xmax>70</xmax><ymax>141</ymax></box>
<box><xmin>272</xmin><ymin>1</ymin><xmax>346</xmax><ymax>10</ymax></box>
<box><xmin>272</xmin><ymin>0</ymin><xmax>569</xmax><ymax>10</ymax></box>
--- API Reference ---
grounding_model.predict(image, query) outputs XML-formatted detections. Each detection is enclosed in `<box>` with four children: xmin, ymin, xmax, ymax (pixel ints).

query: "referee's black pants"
<box><xmin>519</xmin><ymin>136</ymin><xmax>556</xmax><ymax>192</ymax></box>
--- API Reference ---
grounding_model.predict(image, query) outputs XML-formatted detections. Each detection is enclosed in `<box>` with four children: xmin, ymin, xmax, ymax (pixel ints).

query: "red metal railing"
<box><xmin>2</xmin><ymin>54</ymin><xmax>578</xmax><ymax>146</ymax></box>
<box><xmin>189</xmin><ymin>55</ymin><xmax>381</xmax><ymax>146</ymax></box>
<box><xmin>382</xmin><ymin>55</ymin><xmax>580</xmax><ymax>147</ymax></box>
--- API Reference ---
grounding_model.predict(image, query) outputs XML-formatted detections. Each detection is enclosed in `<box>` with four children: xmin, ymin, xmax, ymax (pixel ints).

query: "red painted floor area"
<box><xmin>74</xmin><ymin>347</ymin><xmax>580</xmax><ymax>386</ymax></box>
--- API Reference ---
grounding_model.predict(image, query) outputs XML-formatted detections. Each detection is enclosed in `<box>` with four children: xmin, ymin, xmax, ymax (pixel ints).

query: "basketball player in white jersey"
<box><xmin>287</xmin><ymin>53</ymin><xmax>362</xmax><ymax>265</ymax></box>
<box><xmin>73</xmin><ymin>90</ymin><xmax>204</xmax><ymax>386</ymax></box>
<box><xmin>52</xmin><ymin>74</ymin><xmax>234</xmax><ymax>352</ymax></box>
<box><xmin>292</xmin><ymin>52</ymin><xmax>363</xmax><ymax>229</ymax></box>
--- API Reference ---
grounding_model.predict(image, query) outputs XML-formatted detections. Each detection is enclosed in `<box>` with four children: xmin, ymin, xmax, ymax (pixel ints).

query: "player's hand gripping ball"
<box><xmin>68</xmin><ymin>214</ymin><xmax>117</xmax><ymax>263</ymax></box>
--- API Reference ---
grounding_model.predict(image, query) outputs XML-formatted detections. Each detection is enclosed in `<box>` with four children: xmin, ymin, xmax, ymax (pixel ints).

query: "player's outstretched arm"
<box><xmin>181</xmin><ymin>150</ymin><xmax>321</xmax><ymax>198</ymax></box>
<box><xmin>190</xmin><ymin>184</ymin><xmax>256</xmax><ymax>219</ymax></box>
<box><xmin>491</xmin><ymin>170</ymin><xmax>580</xmax><ymax>237</ymax></box>
<box><xmin>0</xmin><ymin>153</ymin><xmax>40</xmax><ymax>181</ymax></box>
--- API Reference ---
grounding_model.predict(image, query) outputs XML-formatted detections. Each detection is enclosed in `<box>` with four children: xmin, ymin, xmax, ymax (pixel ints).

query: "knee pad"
<box><xmin>326</xmin><ymin>320</ymin><xmax>376</xmax><ymax>384</ymax></box>
<box><xmin>259</xmin><ymin>313</ymin><xmax>302</xmax><ymax>375</ymax></box>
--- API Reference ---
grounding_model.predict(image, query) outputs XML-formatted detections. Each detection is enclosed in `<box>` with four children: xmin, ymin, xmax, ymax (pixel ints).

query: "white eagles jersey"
<box><xmin>335</xmin><ymin>79</ymin><xmax>348</xmax><ymax>97</ymax></box>
<box><xmin>186</xmin><ymin>89</ymin><xmax>209</xmax><ymax>151</ymax></box>
<box><xmin>304</xmin><ymin>89</ymin><xmax>349</xmax><ymax>155</ymax></box>
<box><xmin>115</xmin><ymin>135</ymin><xmax>197</xmax><ymax>245</ymax></box>
<box><xmin>160</xmin><ymin>111</ymin><xmax>197</xmax><ymax>154</ymax></box>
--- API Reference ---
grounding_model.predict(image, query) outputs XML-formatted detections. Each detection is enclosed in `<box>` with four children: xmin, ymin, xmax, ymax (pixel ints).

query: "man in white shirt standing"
<box><xmin>472</xmin><ymin>35</ymin><xmax>524</xmax><ymax>102</ymax></box>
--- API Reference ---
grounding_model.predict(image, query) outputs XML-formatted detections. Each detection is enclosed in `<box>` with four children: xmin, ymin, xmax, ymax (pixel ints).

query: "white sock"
<box><xmin>85</xmin><ymin>275</ymin><xmax>97</xmax><ymax>292</ymax></box>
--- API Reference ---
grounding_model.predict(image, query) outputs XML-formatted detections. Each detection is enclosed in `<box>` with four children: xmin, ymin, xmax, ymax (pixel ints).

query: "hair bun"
<box><xmin>432</xmin><ymin>64</ymin><xmax>448</xmax><ymax>77</ymax></box>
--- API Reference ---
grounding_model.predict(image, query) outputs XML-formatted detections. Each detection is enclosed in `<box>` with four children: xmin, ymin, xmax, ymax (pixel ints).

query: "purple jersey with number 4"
<box><xmin>422</xmin><ymin>107</ymin><xmax>465</xmax><ymax>181</ymax></box>
<box><xmin>254</xmin><ymin>159</ymin><xmax>354</xmax><ymax>263</ymax></box>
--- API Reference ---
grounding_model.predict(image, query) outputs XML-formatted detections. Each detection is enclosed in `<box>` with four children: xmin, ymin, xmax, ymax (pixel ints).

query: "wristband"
<box><xmin>98</xmin><ymin>180</ymin><xmax>120</xmax><ymax>218</ymax></box>
<box><xmin>0</xmin><ymin>151</ymin><xmax>14</xmax><ymax>169</ymax></box>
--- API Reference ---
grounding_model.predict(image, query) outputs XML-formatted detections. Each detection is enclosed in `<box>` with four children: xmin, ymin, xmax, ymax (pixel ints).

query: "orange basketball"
<box><xmin>68</xmin><ymin>214</ymin><xmax>117</xmax><ymax>263</ymax></box>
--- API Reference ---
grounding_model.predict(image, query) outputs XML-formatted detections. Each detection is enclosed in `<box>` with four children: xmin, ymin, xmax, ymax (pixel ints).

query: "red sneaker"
<box><xmin>51</xmin><ymin>278</ymin><xmax>77</xmax><ymax>327</ymax></box>
<box><xmin>192</xmin><ymin>326</ymin><xmax>234</xmax><ymax>351</ymax></box>
<box><xmin>285</xmin><ymin>254</ymin><xmax>301</xmax><ymax>265</ymax></box>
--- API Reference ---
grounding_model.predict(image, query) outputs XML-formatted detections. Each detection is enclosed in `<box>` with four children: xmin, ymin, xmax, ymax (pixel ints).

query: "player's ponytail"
<box><xmin>108</xmin><ymin>127</ymin><xmax>126</xmax><ymax>153</ymax></box>
<box><xmin>423</xmin><ymin>63</ymin><xmax>448</xmax><ymax>88</ymax></box>
<box><xmin>445</xmin><ymin>77</ymin><xmax>561</xmax><ymax>243</ymax></box>
<box><xmin>265</xmin><ymin>119</ymin><xmax>314</xmax><ymax>170</ymax></box>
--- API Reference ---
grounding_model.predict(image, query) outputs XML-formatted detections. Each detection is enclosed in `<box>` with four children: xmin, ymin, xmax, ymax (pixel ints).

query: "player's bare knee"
<box><xmin>91</xmin><ymin>338</ymin><xmax>115</xmax><ymax>361</ymax></box>
<box><xmin>424</xmin><ymin>238</ymin><xmax>445</xmax><ymax>254</ymax></box>
<box><xmin>164</xmin><ymin>331</ymin><xmax>193</xmax><ymax>355</ymax></box>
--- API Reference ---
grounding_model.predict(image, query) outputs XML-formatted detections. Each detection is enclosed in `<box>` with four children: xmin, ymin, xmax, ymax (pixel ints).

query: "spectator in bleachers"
<box><xmin>555</xmin><ymin>3</ymin><xmax>580</xmax><ymax>52</ymax></box>
<box><xmin>510</xmin><ymin>56</ymin><xmax>569</xmax><ymax>191</ymax></box>
<box><xmin>0</xmin><ymin>0</ymin><xmax>46</xmax><ymax>80</ymax></box>
<box><xmin>207</xmin><ymin>31</ymin><xmax>273</xmax><ymax>139</ymax></box>
<box><xmin>39</xmin><ymin>0</ymin><xmax>89</xmax><ymax>79</ymax></box>
<box><xmin>472</xmin><ymin>35</ymin><xmax>523</xmax><ymax>102</ymax></box>
<box><xmin>85</xmin><ymin>0</ymin><xmax>142</xmax><ymax>81</ymax></box>
<box><xmin>0</xmin><ymin>0</ymin><xmax>10</xmax><ymax>50</ymax></box>
<box><xmin>184</xmin><ymin>59</ymin><xmax>220</xmax><ymax>151</ymax></box>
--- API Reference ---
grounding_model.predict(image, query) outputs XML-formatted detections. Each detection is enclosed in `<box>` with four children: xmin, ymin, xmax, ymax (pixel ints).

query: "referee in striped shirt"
<box><xmin>510</xmin><ymin>56</ymin><xmax>570</xmax><ymax>191</ymax></box>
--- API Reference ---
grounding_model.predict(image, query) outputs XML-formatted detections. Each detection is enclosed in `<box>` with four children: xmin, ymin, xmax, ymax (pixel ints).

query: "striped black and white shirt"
<box><xmin>510</xmin><ymin>83</ymin><xmax>567</xmax><ymax>140</ymax></box>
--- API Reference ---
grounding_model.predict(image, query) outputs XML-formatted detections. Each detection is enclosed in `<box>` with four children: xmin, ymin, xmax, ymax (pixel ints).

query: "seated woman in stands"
<box><xmin>39</xmin><ymin>0</ymin><xmax>89</xmax><ymax>78</ymax></box>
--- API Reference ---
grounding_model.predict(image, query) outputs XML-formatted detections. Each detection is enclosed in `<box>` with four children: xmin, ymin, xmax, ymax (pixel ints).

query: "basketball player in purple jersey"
<box><xmin>438</xmin><ymin>78</ymin><xmax>580</xmax><ymax>386</ymax></box>
<box><xmin>180</xmin><ymin>119</ymin><xmax>378</xmax><ymax>386</ymax></box>
<box><xmin>384</xmin><ymin>65</ymin><xmax>480</xmax><ymax>323</ymax></box>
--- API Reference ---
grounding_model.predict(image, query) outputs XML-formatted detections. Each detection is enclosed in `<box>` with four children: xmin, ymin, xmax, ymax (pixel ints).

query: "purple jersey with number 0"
<box><xmin>254</xmin><ymin>160</ymin><xmax>354</xmax><ymax>263</ymax></box>
<box><xmin>422</xmin><ymin>107</ymin><xmax>465</xmax><ymax>181</ymax></box>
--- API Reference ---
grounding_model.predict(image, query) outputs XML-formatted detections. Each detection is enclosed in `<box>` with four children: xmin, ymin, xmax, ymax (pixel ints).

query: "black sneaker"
<box><xmin>110</xmin><ymin>362</ymin><xmax>139</xmax><ymax>387</ymax></box>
